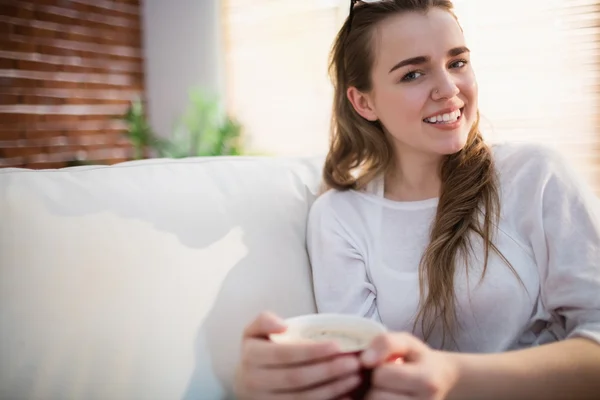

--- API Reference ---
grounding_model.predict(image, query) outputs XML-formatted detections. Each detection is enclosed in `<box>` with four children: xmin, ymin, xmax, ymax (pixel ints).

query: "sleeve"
<box><xmin>528</xmin><ymin>149</ymin><xmax>600</xmax><ymax>345</ymax></box>
<box><xmin>306</xmin><ymin>193</ymin><xmax>381</xmax><ymax>322</ymax></box>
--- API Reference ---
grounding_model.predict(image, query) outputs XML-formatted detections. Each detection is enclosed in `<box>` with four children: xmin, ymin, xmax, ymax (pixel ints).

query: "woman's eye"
<box><xmin>401</xmin><ymin>71</ymin><xmax>423</xmax><ymax>82</ymax></box>
<box><xmin>450</xmin><ymin>59</ymin><xmax>468</xmax><ymax>69</ymax></box>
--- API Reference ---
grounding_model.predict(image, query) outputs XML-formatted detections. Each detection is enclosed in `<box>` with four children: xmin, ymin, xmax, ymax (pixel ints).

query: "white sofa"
<box><xmin>0</xmin><ymin>156</ymin><xmax>325</xmax><ymax>400</ymax></box>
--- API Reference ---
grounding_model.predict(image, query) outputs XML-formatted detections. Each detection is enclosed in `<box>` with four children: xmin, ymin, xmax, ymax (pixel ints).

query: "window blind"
<box><xmin>223</xmin><ymin>0</ymin><xmax>600</xmax><ymax>193</ymax></box>
<box><xmin>222</xmin><ymin>0</ymin><xmax>344</xmax><ymax>156</ymax></box>
<box><xmin>454</xmin><ymin>0</ymin><xmax>600</xmax><ymax>194</ymax></box>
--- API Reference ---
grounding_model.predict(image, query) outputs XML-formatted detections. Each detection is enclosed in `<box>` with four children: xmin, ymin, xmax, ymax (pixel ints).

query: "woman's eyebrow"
<box><xmin>388</xmin><ymin>46</ymin><xmax>471</xmax><ymax>74</ymax></box>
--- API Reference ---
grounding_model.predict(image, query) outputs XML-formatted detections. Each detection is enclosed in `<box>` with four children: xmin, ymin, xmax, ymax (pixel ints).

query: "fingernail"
<box><xmin>275</xmin><ymin>320</ymin><xmax>287</xmax><ymax>329</ymax></box>
<box><xmin>261</xmin><ymin>312</ymin><xmax>287</xmax><ymax>331</ymax></box>
<box><xmin>269</xmin><ymin>320</ymin><xmax>287</xmax><ymax>332</ymax></box>
<box><xmin>361</xmin><ymin>348</ymin><xmax>378</xmax><ymax>365</ymax></box>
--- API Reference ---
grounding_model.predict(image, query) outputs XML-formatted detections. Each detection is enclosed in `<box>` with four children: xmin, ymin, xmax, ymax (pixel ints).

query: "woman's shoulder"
<box><xmin>308</xmin><ymin>186</ymin><xmax>381</xmax><ymax>234</ymax></box>
<box><xmin>491</xmin><ymin>141</ymin><xmax>576</xmax><ymax>188</ymax></box>
<box><xmin>491</xmin><ymin>141</ymin><xmax>598</xmax><ymax>209</ymax></box>
<box><xmin>310</xmin><ymin>187</ymin><xmax>363</xmax><ymax>218</ymax></box>
<box><xmin>492</xmin><ymin>141</ymin><xmax>566</xmax><ymax>173</ymax></box>
<box><xmin>307</xmin><ymin>188</ymin><xmax>374</xmax><ymax>246</ymax></box>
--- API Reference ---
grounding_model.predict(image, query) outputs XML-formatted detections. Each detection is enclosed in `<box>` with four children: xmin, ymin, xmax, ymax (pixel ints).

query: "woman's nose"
<box><xmin>432</xmin><ymin>72</ymin><xmax>460</xmax><ymax>100</ymax></box>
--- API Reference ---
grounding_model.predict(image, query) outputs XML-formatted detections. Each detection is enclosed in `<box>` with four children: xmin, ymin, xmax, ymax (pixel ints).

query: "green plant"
<box><xmin>157</xmin><ymin>88</ymin><xmax>244</xmax><ymax>158</ymax></box>
<box><xmin>122</xmin><ymin>97</ymin><xmax>168</xmax><ymax>160</ymax></box>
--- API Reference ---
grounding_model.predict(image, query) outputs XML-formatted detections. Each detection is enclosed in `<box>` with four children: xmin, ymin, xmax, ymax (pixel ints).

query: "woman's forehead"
<box><xmin>372</xmin><ymin>9</ymin><xmax>466</xmax><ymax>68</ymax></box>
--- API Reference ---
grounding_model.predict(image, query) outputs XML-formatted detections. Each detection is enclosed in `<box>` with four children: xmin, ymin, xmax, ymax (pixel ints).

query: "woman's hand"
<box><xmin>234</xmin><ymin>312</ymin><xmax>363</xmax><ymax>400</ymax></box>
<box><xmin>361</xmin><ymin>332</ymin><xmax>459</xmax><ymax>400</ymax></box>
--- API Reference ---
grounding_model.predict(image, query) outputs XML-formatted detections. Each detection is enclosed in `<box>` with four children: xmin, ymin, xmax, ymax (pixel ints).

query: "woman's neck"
<box><xmin>384</xmin><ymin>149</ymin><xmax>443</xmax><ymax>202</ymax></box>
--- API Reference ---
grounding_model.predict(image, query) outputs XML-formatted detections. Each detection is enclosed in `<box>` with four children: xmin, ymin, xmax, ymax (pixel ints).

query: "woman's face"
<box><xmin>348</xmin><ymin>8</ymin><xmax>478</xmax><ymax>159</ymax></box>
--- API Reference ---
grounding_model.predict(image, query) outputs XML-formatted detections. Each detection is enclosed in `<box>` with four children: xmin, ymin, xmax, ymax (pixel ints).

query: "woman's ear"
<box><xmin>347</xmin><ymin>86</ymin><xmax>378</xmax><ymax>121</ymax></box>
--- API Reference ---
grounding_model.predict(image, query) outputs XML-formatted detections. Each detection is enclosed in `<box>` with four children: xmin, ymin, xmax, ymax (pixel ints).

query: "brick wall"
<box><xmin>0</xmin><ymin>0</ymin><xmax>144</xmax><ymax>169</ymax></box>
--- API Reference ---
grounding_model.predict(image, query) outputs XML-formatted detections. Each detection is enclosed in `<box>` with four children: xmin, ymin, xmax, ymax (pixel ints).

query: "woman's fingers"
<box><xmin>243</xmin><ymin>337</ymin><xmax>341</xmax><ymax>367</ymax></box>
<box><xmin>237</xmin><ymin>312</ymin><xmax>362</xmax><ymax>400</ymax></box>
<box><xmin>366</xmin><ymin>388</ymin><xmax>413</xmax><ymax>400</ymax></box>
<box><xmin>370</xmin><ymin>357</ymin><xmax>457</xmax><ymax>399</ymax></box>
<box><xmin>241</xmin><ymin>312</ymin><xmax>342</xmax><ymax>367</ymax></box>
<box><xmin>372</xmin><ymin>363</ymin><xmax>426</xmax><ymax>393</ymax></box>
<box><xmin>262</xmin><ymin>373</ymin><xmax>362</xmax><ymax>400</ymax></box>
<box><xmin>361</xmin><ymin>332</ymin><xmax>426</xmax><ymax>368</ymax></box>
<box><xmin>243</xmin><ymin>311</ymin><xmax>288</xmax><ymax>339</ymax></box>
<box><xmin>244</xmin><ymin>355</ymin><xmax>361</xmax><ymax>391</ymax></box>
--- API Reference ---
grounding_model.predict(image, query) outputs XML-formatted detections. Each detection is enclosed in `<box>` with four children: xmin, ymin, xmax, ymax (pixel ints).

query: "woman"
<box><xmin>234</xmin><ymin>0</ymin><xmax>600</xmax><ymax>399</ymax></box>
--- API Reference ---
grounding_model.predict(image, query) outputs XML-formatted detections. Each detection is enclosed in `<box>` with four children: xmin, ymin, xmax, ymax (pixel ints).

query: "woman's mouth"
<box><xmin>423</xmin><ymin>107</ymin><xmax>465</xmax><ymax>125</ymax></box>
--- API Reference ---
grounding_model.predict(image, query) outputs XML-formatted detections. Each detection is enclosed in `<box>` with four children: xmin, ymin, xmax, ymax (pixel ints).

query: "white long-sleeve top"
<box><xmin>307</xmin><ymin>143</ymin><xmax>600</xmax><ymax>352</ymax></box>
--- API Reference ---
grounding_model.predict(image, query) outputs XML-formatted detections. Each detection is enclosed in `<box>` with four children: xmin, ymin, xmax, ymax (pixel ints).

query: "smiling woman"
<box><xmin>232</xmin><ymin>1</ymin><xmax>600</xmax><ymax>399</ymax></box>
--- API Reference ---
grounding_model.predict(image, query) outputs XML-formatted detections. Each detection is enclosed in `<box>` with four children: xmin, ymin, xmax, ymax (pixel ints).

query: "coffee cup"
<box><xmin>269</xmin><ymin>313</ymin><xmax>387</xmax><ymax>399</ymax></box>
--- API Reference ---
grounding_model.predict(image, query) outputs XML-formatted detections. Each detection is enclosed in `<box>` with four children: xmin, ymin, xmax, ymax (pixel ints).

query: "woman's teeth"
<box><xmin>424</xmin><ymin>109</ymin><xmax>462</xmax><ymax>124</ymax></box>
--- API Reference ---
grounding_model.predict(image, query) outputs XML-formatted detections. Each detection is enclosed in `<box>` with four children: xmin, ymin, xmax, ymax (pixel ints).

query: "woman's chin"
<box><xmin>434</xmin><ymin>135</ymin><xmax>469</xmax><ymax>155</ymax></box>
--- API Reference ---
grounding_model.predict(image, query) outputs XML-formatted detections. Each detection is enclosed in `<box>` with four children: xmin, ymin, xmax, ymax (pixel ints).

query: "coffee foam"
<box><xmin>301</xmin><ymin>327</ymin><xmax>372</xmax><ymax>352</ymax></box>
<box><xmin>269</xmin><ymin>313</ymin><xmax>387</xmax><ymax>353</ymax></box>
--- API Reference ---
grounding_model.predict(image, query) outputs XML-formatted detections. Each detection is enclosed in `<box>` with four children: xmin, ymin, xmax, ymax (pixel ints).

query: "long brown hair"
<box><xmin>324</xmin><ymin>0</ymin><xmax>514</xmax><ymax>347</ymax></box>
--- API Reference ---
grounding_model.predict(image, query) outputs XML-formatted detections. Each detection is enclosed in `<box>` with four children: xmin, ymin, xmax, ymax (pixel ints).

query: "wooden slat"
<box><xmin>0</xmin><ymin>93</ymin><xmax>19</xmax><ymax>104</ymax></box>
<box><xmin>0</xmin><ymin>19</ymin><xmax>11</xmax><ymax>35</ymax></box>
<box><xmin>0</xmin><ymin>78</ymin><xmax>108</xmax><ymax>90</ymax></box>
<box><xmin>2</xmin><ymin>57</ymin><xmax>140</xmax><ymax>75</ymax></box>
<box><xmin>0</xmin><ymin>120</ymin><xmax>127</xmax><ymax>133</ymax></box>
<box><xmin>0</xmin><ymin>50</ymin><xmax>141</xmax><ymax>73</ymax></box>
<box><xmin>0</xmin><ymin>2</ymin><xmax>34</xmax><ymax>19</ymax></box>
<box><xmin>1</xmin><ymin>145</ymin><xmax>45</xmax><ymax>158</ymax></box>
<box><xmin>6</xmin><ymin>33</ymin><xmax>141</xmax><ymax>58</ymax></box>
<box><xmin>1</xmin><ymin>113</ymin><xmax>44</xmax><ymax>123</ymax></box>
<box><xmin>30</xmin><ymin>0</ymin><xmax>140</xmax><ymax>17</ymax></box>
<box><xmin>0</xmin><ymin>87</ymin><xmax>140</xmax><ymax>100</ymax></box>
<box><xmin>68</xmin><ymin>0</ymin><xmax>139</xmax><ymax>16</ymax></box>
<box><xmin>0</xmin><ymin>104</ymin><xmax>129</xmax><ymax>115</ymax></box>
<box><xmin>0</xmin><ymin>57</ymin><xmax>15</xmax><ymax>68</ymax></box>
<box><xmin>0</xmin><ymin>156</ymin><xmax>25</xmax><ymax>167</ymax></box>
<box><xmin>23</xmin><ymin>162</ymin><xmax>69</xmax><ymax>169</ymax></box>
<box><xmin>0</xmin><ymin>132</ymin><xmax>129</xmax><ymax>148</ymax></box>
<box><xmin>7</xmin><ymin>58</ymin><xmax>141</xmax><ymax>75</ymax></box>
<box><xmin>0</xmin><ymin>16</ymin><xmax>140</xmax><ymax>46</ymax></box>
<box><xmin>0</xmin><ymin>41</ymin><xmax>141</xmax><ymax>63</ymax></box>
<box><xmin>0</xmin><ymin>130</ymin><xmax>21</xmax><ymax>140</ymax></box>
<box><xmin>0</xmin><ymin>69</ymin><xmax>135</xmax><ymax>86</ymax></box>
<box><xmin>1</xmin><ymin>143</ymin><xmax>132</xmax><ymax>159</ymax></box>
<box><xmin>27</xmin><ymin>0</ymin><xmax>138</xmax><ymax>21</ymax></box>
<box><xmin>0</xmin><ymin>0</ymin><xmax>140</xmax><ymax>30</ymax></box>
<box><xmin>28</xmin><ymin>146</ymin><xmax>133</xmax><ymax>162</ymax></box>
<box><xmin>15</xmin><ymin>96</ymin><xmax>132</xmax><ymax>106</ymax></box>
<box><xmin>0</xmin><ymin>38</ymin><xmax>35</xmax><ymax>53</ymax></box>
<box><xmin>31</xmin><ymin>97</ymin><xmax>131</xmax><ymax>106</ymax></box>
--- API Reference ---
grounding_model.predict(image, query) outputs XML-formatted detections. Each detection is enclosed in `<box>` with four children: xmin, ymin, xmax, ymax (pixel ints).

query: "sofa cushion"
<box><xmin>0</xmin><ymin>156</ymin><xmax>322</xmax><ymax>399</ymax></box>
